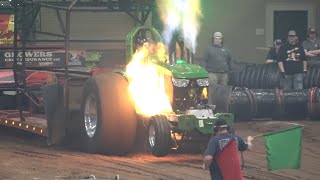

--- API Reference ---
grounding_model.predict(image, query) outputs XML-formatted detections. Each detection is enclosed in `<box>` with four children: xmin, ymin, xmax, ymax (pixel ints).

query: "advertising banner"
<box><xmin>0</xmin><ymin>49</ymin><xmax>86</xmax><ymax>68</ymax></box>
<box><xmin>0</xmin><ymin>14</ymin><xmax>14</xmax><ymax>45</ymax></box>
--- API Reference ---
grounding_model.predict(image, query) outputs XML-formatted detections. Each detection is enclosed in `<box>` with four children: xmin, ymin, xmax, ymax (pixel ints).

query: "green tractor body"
<box><xmin>173</xmin><ymin>112</ymin><xmax>234</xmax><ymax>134</ymax></box>
<box><xmin>123</xmin><ymin>26</ymin><xmax>235</xmax><ymax>156</ymax></box>
<box><xmin>77</xmin><ymin>25</ymin><xmax>234</xmax><ymax>157</ymax></box>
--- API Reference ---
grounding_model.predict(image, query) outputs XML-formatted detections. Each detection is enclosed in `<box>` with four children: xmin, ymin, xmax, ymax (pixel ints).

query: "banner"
<box><xmin>0</xmin><ymin>14</ymin><xmax>14</xmax><ymax>45</ymax></box>
<box><xmin>0</xmin><ymin>49</ymin><xmax>86</xmax><ymax>68</ymax></box>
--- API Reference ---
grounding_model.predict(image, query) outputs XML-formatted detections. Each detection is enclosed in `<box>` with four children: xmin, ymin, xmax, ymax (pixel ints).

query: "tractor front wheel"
<box><xmin>147</xmin><ymin>115</ymin><xmax>171</xmax><ymax>157</ymax></box>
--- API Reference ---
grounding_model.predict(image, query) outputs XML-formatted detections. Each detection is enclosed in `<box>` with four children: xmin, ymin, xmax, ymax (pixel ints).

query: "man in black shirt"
<box><xmin>277</xmin><ymin>30</ymin><xmax>307</xmax><ymax>89</ymax></box>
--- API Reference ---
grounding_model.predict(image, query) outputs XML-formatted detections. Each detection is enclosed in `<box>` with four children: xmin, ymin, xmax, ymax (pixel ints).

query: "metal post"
<box><xmin>188</xmin><ymin>50</ymin><xmax>194</xmax><ymax>64</ymax></box>
<box><xmin>64</xmin><ymin>0</ymin><xmax>79</xmax><ymax>123</ymax></box>
<box><xmin>13</xmin><ymin>0</ymin><xmax>26</xmax><ymax>122</ymax></box>
<box><xmin>64</xmin><ymin>10</ymin><xmax>70</xmax><ymax>124</ymax></box>
<box><xmin>19</xmin><ymin>1</ymin><xmax>27</xmax><ymax>122</ymax></box>
<box><xmin>13</xmin><ymin>0</ymin><xmax>19</xmax><ymax>89</ymax></box>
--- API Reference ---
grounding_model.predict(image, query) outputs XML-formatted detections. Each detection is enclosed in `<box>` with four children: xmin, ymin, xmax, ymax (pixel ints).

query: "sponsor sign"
<box><xmin>0</xmin><ymin>14</ymin><xmax>14</xmax><ymax>45</ymax></box>
<box><xmin>0</xmin><ymin>50</ymin><xmax>86</xmax><ymax>68</ymax></box>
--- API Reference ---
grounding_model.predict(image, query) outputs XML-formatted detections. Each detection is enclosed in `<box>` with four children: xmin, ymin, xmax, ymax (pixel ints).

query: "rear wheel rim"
<box><xmin>84</xmin><ymin>94</ymin><xmax>98</xmax><ymax>138</ymax></box>
<box><xmin>148</xmin><ymin>124</ymin><xmax>156</xmax><ymax>147</ymax></box>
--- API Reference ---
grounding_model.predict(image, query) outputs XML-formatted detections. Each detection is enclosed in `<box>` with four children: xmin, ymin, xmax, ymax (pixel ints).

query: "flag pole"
<box><xmin>246</xmin><ymin>133</ymin><xmax>264</xmax><ymax>140</ymax></box>
<box><xmin>252</xmin><ymin>134</ymin><xmax>264</xmax><ymax>138</ymax></box>
<box><xmin>248</xmin><ymin>124</ymin><xmax>304</xmax><ymax>140</ymax></box>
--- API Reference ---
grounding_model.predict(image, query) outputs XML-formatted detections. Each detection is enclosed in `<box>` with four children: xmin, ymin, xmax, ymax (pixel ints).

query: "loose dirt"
<box><xmin>0</xmin><ymin>119</ymin><xmax>319</xmax><ymax>180</ymax></box>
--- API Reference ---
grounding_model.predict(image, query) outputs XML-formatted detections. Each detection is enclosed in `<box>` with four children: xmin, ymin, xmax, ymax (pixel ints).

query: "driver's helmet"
<box><xmin>177</xmin><ymin>36</ymin><xmax>184</xmax><ymax>44</ymax></box>
<box><xmin>136</xmin><ymin>37</ymin><xmax>150</xmax><ymax>47</ymax></box>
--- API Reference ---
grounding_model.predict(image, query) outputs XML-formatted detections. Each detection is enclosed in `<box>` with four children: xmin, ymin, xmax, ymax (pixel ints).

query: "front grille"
<box><xmin>172</xmin><ymin>79</ymin><xmax>208</xmax><ymax>111</ymax></box>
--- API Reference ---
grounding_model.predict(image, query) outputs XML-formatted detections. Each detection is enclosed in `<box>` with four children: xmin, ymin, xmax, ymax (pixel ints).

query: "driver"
<box><xmin>136</xmin><ymin>37</ymin><xmax>150</xmax><ymax>51</ymax></box>
<box><xmin>135</xmin><ymin>36</ymin><xmax>167</xmax><ymax>63</ymax></box>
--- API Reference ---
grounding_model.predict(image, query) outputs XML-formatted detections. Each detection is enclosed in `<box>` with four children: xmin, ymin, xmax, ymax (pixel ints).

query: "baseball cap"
<box><xmin>288</xmin><ymin>30</ymin><xmax>297</xmax><ymax>36</ymax></box>
<box><xmin>308</xmin><ymin>28</ymin><xmax>316</xmax><ymax>34</ymax></box>
<box><xmin>213</xmin><ymin>119</ymin><xmax>228</xmax><ymax>130</ymax></box>
<box><xmin>213</xmin><ymin>32</ymin><xmax>223</xmax><ymax>38</ymax></box>
<box><xmin>274</xmin><ymin>39</ymin><xmax>282</xmax><ymax>45</ymax></box>
<box><xmin>137</xmin><ymin>37</ymin><xmax>150</xmax><ymax>46</ymax></box>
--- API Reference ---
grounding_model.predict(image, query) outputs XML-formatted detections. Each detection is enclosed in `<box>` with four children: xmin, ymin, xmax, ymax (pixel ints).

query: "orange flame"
<box><xmin>126</xmin><ymin>43</ymin><xmax>173</xmax><ymax>117</ymax></box>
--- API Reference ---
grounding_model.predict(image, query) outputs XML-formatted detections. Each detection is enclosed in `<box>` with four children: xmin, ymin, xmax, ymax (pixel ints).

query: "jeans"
<box><xmin>208</xmin><ymin>72</ymin><xmax>229</xmax><ymax>86</ymax></box>
<box><xmin>281</xmin><ymin>73</ymin><xmax>304</xmax><ymax>90</ymax></box>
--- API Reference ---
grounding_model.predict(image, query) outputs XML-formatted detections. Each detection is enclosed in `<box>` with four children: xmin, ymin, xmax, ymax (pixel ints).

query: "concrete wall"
<box><xmin>36</xmin><ymin>8</ymin><xmax>135</xmax><ymax>50</ymax></box>
<box><xmin>35</xmin><ymin>0</ymin><xmax>320</xmax><ymax>63</ymax></box>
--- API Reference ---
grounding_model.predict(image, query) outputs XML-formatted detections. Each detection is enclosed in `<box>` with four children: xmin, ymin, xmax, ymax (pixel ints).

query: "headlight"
<box><xmin>196</xmin><ymin>78</ymin><xmax>209</xmax><ymax>86</ymax></box>
<box><xmin>172</xmin><ymin>78</ymin><xmax>189</xmax><ymax>87</ymax></box>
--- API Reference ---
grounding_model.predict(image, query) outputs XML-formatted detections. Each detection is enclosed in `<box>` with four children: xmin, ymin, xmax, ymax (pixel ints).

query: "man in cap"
<box><xmin>203</xmin><ymin>119</ymin><xmax>253</xmax><ymax>180</ymax></box>
<box><xmin>266</xmin><ymin>39</ymin><xmax>282</xmax><ymax>63</ymax></box>
<box><xmin>203</xmin><ymin>32</ymin><xmax>234</xmax><ymax>86</ymax></box>
<box><xmin>302</xmin><ymin>28</ymin><xmax>320</xmax><ymax>65</ymax></box>
<box><xmin>277</xmin><ymin>30</ymin><xmax>307</xmax><ymax>89</ymax></box>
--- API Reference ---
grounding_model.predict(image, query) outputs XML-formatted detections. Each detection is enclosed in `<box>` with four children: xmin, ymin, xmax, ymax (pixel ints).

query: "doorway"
<box><xmin>266</xmin><ymin>3</ymin><xmax>315</xmax><ymax>47</ymax></box>
<box><xmin>274</xmin><ymin>10</ymin><xmax>308</xmax><ymax>43</ymax></box>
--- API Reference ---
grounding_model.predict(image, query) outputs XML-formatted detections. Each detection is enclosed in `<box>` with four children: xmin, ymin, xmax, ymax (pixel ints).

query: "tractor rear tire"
<box><xmin>79</xmin><ymin>73</ymin><xmax>137</xmax><ymax>155</ymax></box>
<box><xmin>147</xmin><ymin>115</ymin><xmax>171</xmax><ymax>157</ymax></box>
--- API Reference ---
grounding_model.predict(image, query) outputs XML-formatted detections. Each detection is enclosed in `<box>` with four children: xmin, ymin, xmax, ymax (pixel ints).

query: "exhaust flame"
<box><xmin>157</xmin><ymin>0</ymin><xmax>202</xmax><ymax>53</ymax></box>
<box><xmin>126</xmin><ymin>44</ymin><xmax>173</xmax><ymax>117</ymax></box>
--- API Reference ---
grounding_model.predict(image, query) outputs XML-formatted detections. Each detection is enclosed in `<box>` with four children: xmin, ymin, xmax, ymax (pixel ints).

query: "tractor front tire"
<box><xmin>79</xmin><ymin>73</ymin><xmax>137</xmax><ymax>155</ymax></box>
<box><xmin>147</xmin><ymin>115</ymin><xmax>171</xmax><ymax>157</ymax></box>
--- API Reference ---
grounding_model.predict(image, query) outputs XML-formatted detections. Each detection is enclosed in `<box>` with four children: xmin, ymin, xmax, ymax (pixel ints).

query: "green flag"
<box><xmin>263</xmin><ymin>126</ymin><xmax>302</xmax><ymax>171</ymax></box>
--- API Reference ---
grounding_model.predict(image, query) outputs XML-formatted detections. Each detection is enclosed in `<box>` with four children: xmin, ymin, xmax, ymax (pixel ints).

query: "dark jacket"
<box><xmin>204</xmin><ymin>45</ymin><xmax>233</xmax><ymax>73</ymax></box>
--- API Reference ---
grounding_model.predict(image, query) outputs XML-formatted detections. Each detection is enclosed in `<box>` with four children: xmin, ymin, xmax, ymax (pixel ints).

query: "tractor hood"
<box><xmin>169</xmin><ymin>63</ymin><xmax>208</xmax><ymax>79</ymax></box>
<box><xmin>156</xmin><ymin>60</ymin><xmax>208</xmax><ymax>79</ymax></box>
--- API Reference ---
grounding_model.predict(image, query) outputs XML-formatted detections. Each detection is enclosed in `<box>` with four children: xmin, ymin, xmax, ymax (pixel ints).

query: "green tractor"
<box><xmin>126</xmin><ymin>26</ymin><xmax>234</xmax><ymax>156</ymax></box>
<box><xmin>78</xmin><ymin>26</ymin><xmax>234</xmax><ymax>156</ymax></box>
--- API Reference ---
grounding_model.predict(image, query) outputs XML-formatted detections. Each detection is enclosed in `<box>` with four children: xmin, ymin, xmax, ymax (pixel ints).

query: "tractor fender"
<box><xmin>112</xmin><ymin>70</ymin><xmax>129</xmax><ymax>81</ymax></box>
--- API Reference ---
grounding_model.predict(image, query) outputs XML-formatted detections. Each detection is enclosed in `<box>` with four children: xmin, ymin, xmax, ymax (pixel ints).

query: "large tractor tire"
<box><xmin>79</xmin><ymin>73</ymin><xmax>137</xmax><ymax>155</ymax></box>
<box><xmin>147</xmin><ymin>115</ymin><xmax>171</xmax><ymax>157</ymax></box>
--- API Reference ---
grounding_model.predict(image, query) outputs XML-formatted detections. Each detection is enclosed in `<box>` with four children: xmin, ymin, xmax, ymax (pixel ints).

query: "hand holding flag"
<box><xmin>247</xmin><ymin>135</ymin><xmax>254</xmax><ymax>142</ymax></box>
<box><xmin>244</xmin><ymin>135</ymin><xmax>254</xmax><ymax>150</ymax></box>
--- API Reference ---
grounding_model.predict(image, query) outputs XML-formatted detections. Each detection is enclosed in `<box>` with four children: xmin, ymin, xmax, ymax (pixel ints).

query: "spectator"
<box><xmin>266</xmin><ymin>39</ymin><xmax>282</xmax><ymax>63</ymax></box>
<box><xmin>302</xmin><ymin>28</ymin><xmax>320</xmax><ymax>66</ymax></box>
<box><xmin>203</xmin><ymin>32</ymin><xmax>234</xmax><ymax>86</ymax></box>
<box><xmin>277</xmin><ymin>30</ymin><xmax>307</xmax><ymax>90</ymax></box>
<box><xmin>203</xmin><ymin>119</ymin><xmax>253</xmax><ymax>180</ymax></box>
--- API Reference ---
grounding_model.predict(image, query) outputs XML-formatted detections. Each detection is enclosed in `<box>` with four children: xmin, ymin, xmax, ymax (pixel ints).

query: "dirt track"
<box><xmin>0</xmin><ymin>120</ymin><xmax>320</xmax><ymax>180</ymax></box>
